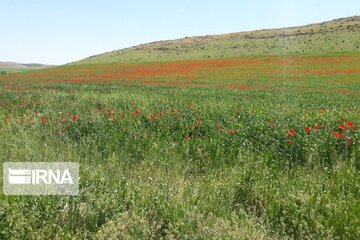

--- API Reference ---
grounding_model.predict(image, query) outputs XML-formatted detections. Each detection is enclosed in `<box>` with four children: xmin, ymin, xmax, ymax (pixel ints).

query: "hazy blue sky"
<box><xmin>1</xmin><ymin>0</ymin><xmax>359</xmax><ymax>64</ymax></box>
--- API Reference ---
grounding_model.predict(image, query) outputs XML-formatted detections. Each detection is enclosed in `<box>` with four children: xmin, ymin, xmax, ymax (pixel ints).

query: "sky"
<box><xmin>1</xmin><ymin>0</ymin><xmax>359</xmax><ymax>65</ymax></box>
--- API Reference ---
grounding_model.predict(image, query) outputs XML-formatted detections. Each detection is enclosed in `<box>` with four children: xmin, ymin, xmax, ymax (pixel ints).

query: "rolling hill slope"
<box><xmin>0</xmin><ymin>62</ymin><xmax>54</xmax><ymax>73</ymax></box>
<box><xmin>75</xmin><ymin>16</ymin><xmax>360</xmax><ymax>65</ymax></box>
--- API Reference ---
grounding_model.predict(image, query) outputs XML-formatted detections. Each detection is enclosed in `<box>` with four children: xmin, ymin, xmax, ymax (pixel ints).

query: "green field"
<box><xmin>0</xmin><ymin>52</ymin><xmax>359</xmax><ymax>239</ymax></box>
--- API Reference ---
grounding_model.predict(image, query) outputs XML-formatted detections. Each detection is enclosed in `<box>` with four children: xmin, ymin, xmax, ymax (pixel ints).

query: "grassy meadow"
<box><xmin>0</xmin><ymin>52</ymin><xmax>359</xmax><ymax>239</ymax></box>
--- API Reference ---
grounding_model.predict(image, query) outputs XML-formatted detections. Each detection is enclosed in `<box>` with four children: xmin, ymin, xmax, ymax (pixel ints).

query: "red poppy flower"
<box><xmin>72</xmin><ymin>115</ymin><xmax>79</xmax><ymax>122</ymax></box>
<box><xmin>333</xmin><ymin>131</ymin><xmax>342</xmax><ymax>139</ymax></box>
<box><xmin>41</xmin><ymin>117</ymin><xmax>48</xmax><ymax>124</ymax></box>
<box><xmin>339</xmin><ymin>124</ymin><xmax>347</xmax><ymax>131</ymax></box>
<box><xmin>346</xmin><ymin>121</ymin><xmax>356</xmax><ymax>130</ymax></box>
<box><xmin>194</xmin><ymin>116</ymin><xmax>201</xmax><ymax>127</ymax></box>
<box><xmin>288</xmin><ymin>139</ymin><xmax>293</xmax><ymax>145</ymax></box>
<box><xmin>132</xmin><ymin>109</ymin><xmax>141</xmax><ymax>116</ymax></box>
<box><xmin>150</xmin><ymin>114</ymin><xmax>156</xmax><ymax>122</ymax></box>
<box><xmin>304</xmin><ymin>127</ymin><xmax>310</xmax><ymax>134</ymax></box>
<box><xmin>228</xmin><ymin>129</ymin><xmax>237</xmax><ymax>134</ymax></box>
<box><xmin>288</xmin><ymin>128</ymin><xmax>295</xmax><ymax>137</ymax></box>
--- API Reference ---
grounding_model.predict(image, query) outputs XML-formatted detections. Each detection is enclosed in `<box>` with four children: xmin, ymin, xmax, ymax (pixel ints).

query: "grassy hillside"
<box><xmin>75</xmin><ymin>16</ymin><xmax>360</xmax><ymax>64</ymax></box>
<box><xmin>0</xmin><ymin>62</ymin><xmax>53</xmax><ymax>73</ymax></box>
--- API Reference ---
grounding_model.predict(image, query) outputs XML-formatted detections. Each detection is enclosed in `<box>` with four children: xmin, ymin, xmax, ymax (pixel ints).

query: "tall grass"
<box><xmin>0</xmin><ymin>55</ymin><xmax>359</xmax><ymax>239</ymax></box>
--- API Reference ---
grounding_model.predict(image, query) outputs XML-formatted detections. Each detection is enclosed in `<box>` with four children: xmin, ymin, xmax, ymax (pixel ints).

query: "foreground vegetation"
<box><xmin>0</xmin><ymin>53</ymin><xmax>359</xmax><ymax>239</ymax></box>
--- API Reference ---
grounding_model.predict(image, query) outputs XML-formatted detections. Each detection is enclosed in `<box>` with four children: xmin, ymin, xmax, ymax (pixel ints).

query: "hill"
<box><xmin>74</xmin><ymin>16</ymin><xmax>360</xmax><ymax>65</ymax></box>
<box><xmin>0</xmin><ymin>62</ymin><xmax>54</xmax><ymax>73</ymax></box>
